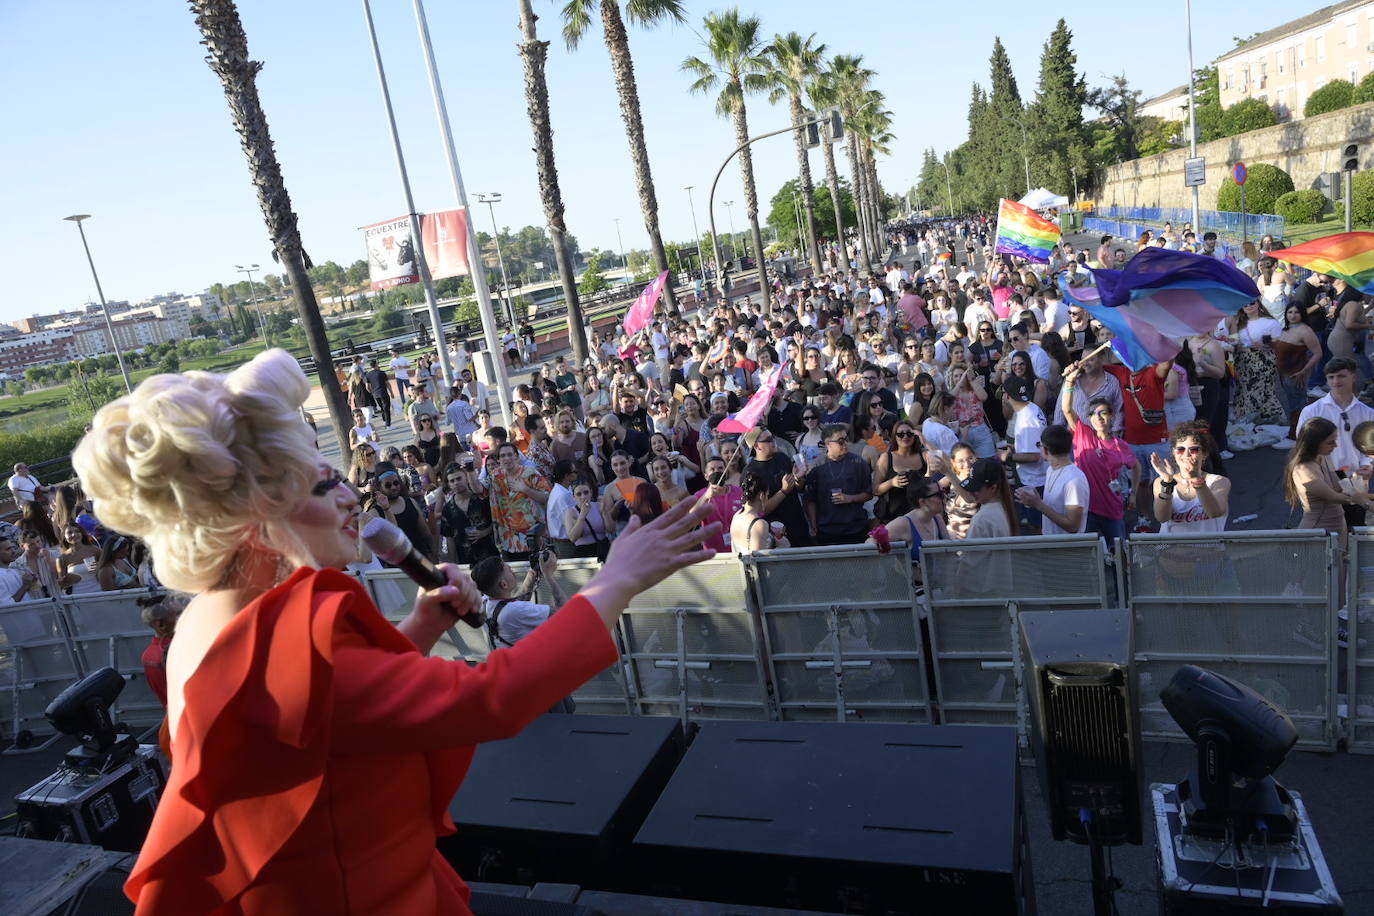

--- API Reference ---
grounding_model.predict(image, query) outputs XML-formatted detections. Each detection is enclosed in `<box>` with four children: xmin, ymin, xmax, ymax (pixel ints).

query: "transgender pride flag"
<box><xmin>1060</xmin><ymin>248</ymin><xmax>1259</xmax><ymax>371</ymax></box>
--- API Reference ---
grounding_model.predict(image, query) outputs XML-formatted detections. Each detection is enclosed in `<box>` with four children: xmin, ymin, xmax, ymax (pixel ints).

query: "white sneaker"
<box><xmin>1220</xmin><ymin>450</ymin><xmax>1235</xmax><ymax>459</ymax></box>
<box><xmin>1271</xmin><ymin>438</ymin><xmax>1296</xmax><ymax>449</ymax></box>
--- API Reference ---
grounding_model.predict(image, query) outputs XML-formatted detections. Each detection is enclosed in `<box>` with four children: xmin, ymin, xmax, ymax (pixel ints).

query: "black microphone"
<box><xmin>361</xmin><ymin>516</ymin><xmax>483</xmax><ymax>627</ymax></box>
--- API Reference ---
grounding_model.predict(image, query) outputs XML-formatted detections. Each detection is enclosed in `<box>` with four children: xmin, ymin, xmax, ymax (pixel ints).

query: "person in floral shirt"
<box><xmin>488</xmin><ymin>442</ymin><xmax>551</xmax><ymax>559</ymax></box>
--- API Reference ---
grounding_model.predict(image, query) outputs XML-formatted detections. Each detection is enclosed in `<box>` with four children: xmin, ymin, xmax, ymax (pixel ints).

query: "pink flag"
<box><xmin>716</xmin><ymin>367</ymin><xmax>782</xmax><ymax>434</ymax></box>
<box><xmin>622</xmin><ymin>270</ymin><xmax>669</xmax><ymax>337</ymax></box>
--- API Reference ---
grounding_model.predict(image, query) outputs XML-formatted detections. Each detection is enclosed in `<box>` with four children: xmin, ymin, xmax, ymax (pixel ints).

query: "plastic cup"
<box><xmin>769</xmin><ymin>521</ymin><xmax>785</xmax><ymax>539</ymax></box>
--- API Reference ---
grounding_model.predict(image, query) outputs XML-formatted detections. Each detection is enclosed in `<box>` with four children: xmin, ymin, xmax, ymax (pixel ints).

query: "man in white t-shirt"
<box><xmin>7</xmin><ymin>464</ymin><xmax>43</xmax><ymax>507</ymax></box>
<box><xmin>1039</xmin><ymin>287</ymin><xmax>1068</xmax><ymax>337</ymax></box>
<box><xmin>1004</xmin><ymin>377</ymin><xmax>1047</xmax><ymax>531</ymax></box>
<box><xmin>388</xmin><ymin>348</ymin><xmax>413</xmax><ymax>403</ymax></box>
<box><xmin>471</xmin><ymin>553</ymin><xmax>566</xmax><ymax>649</ymax></box>
<box><xmin>1015</xmin><ymin>425</ymin><xmax>1088</xmax><ymax>536</ymax></box>
<box><xmin>1008</xmin><ymin>322</ymin><xmax>1052</xmax><ymax>380</ymax></box>
<box><xmin>0</xmin><ymin>535</ymin><xmax>35</xmax><ymax>605</ymax></box>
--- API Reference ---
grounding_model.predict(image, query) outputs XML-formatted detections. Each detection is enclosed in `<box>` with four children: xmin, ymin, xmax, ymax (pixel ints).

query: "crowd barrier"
<box><xmin>0</xmin><ymin>530</ymin><xmax>1351</xmax><ymax>755</ymax></box>
<box><xmin>1094</xmin><ymin>205</ymin><xmax>1286</xmax><ymax>240</ymax></box>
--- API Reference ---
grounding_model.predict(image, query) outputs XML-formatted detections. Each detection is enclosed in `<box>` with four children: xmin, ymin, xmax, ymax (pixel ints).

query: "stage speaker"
<box><xmin>1019</xmin><ymin>607</ymin><xmax>1143</xmax><ymax>846</ymax></box>
<box><xmin>440</xmin><ymin>714</ymin><xmax>686</xmax><ymax>888</ymax></box>
<box><xmin>632</xmin><ymin>721</ymin><xmax>1033</xmax><ymax>915</ymax></box>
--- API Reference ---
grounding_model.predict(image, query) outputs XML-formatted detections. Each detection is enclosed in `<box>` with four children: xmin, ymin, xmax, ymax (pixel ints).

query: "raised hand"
<box><xmin>1150</xmin><ymin>451</ymin><xmax>1176</xmax><ymax>482</ymax></box>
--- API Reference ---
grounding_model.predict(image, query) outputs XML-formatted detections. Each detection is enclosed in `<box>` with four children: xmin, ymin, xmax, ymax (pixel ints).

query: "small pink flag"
<box><xmin>622</xmin><ymin>270</ymin><xmax>669</xmax><ymax>337</ymax></box>
<box><xmin>716</xmin><ymin>367</ymin><xmax>782</xmax><ymax>434</ymax></box>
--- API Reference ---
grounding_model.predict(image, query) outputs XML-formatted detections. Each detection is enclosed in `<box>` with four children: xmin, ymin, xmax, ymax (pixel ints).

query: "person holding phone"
<box><xmin>691</xmin><ymin>455</ymin><xmax>743</xmax><ymax>552</ymax></box>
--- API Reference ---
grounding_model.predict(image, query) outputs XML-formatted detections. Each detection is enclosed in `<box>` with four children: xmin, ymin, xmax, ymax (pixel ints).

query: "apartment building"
<box><xmin>1140</xmin><ymin>85</ymin><xmax>1189</xmax><ymax>122</ymax></box>
<box><xmin>0</xmin><ymin>329</ymin><xmax>77</xmax><ymax>376</ymax></box>
<box><xmin>1217</xmin><ymin>0</ymin><xmax>1374</xmax><ymax>120</ymax></box>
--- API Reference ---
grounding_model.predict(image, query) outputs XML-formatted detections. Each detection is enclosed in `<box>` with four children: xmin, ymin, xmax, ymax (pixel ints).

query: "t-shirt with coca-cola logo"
<box><xmin>1105</xmin><ymin>364</ymin><xmax>1168</xmax><ymax>445</ymax></box>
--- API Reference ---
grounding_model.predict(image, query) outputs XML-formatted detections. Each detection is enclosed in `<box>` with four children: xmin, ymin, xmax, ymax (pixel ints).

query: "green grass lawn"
<box><xmin>1279</xmin><ymin>214</ymin><xmax>1374</xmax><ymax>244</ymax></box>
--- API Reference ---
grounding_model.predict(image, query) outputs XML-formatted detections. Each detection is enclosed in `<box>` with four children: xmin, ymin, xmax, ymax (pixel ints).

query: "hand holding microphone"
<box><xmin>362</xmin><ymin>517</ymin><xmax>484</xmax><ymax>627</ymax></box>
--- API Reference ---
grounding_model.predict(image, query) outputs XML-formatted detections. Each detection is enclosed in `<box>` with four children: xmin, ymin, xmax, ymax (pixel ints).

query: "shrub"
<box><xmin>1216</xmin><ymin>162</ymin><xmax>1294</xmax><ymax>214</ymax></box>
<box><xmin>1356</xmin><ymin>72</ymin><xmax>1374</xmax><ymax>104</ymax></box>
<box><xmin>0</xmin><ymin>420</ymin><xmax>88</xmax><ymax>482</ymax></box>
<box><xmin>1305</xmin><ymin>79</ymin><xmax>1356</xmax><ymax>117</ymax></box>
<box><xmin>1333</xmin><ymin>170</ymin><xmax>1374</xmax><ymax>226</ymax></box>
<box><xmin>1273</xmin><ymin>189</ymin><xmax>1328</xmax><ymax>224</ymax></box>
<box><xmin>1220</xmin><ymin>97</ymin><xmax>1277</xmax><ymax>136</ymax></box>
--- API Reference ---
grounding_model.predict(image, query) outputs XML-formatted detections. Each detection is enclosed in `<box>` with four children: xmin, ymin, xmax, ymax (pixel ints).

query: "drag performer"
<box><xmin>73</xmin><ymin>349</ymin><xmax>720</xmax><ymax>914</ymax></box>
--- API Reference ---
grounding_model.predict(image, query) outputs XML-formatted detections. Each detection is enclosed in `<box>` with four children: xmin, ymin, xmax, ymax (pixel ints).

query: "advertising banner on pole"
<box><xmin>362</xmin><ymin>217</ymin><xmax>420</xmax><ymax>290</ymax></box>
<box><xmin>421</xmin><ymin>208</ymin><xmax>471</xmax><ymax>280</ymax></box>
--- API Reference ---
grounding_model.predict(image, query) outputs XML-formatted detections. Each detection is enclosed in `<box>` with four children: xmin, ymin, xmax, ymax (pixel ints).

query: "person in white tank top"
<box><xmin>1149</xmin><ymin>424</ymin><xmax>1230</xmax><ymax>533</ymax></box>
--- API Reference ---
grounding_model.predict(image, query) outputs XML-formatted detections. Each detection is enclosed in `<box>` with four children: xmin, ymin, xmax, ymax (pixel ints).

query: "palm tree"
<box><xmin>189</xmin><ymin>0</ymin><xmax>350</xmax><ymax>454</ymax></box>
<box><xmin>563</xmin><ymin>0</ymin><xmax>684</xmax><ymax>316</ymax></box>
<box><xmin>519</xmin><ymin>0</ymin><xmax>588</xmax><ymax>363</ymax></box>
<box><xmin>829</xmin><ymin>54</ymin><xmax>877</xmax><ymax>274</ymax></box>
<box><xmin>763</xmin><ymin>31</ymin><xmax>825</xmax><ymax>275</ymax></box>
<box><xmin>682</xmin><ymin>9</ymin><xmax>771</xmax><ymax>307</ymax></box>
<box><xmin>852</xmin><ymin>101</ymin><xmax>895</xmax><ymax>260</ymax></box>
<box><xmin>805</xmin><ymin>64</ymin><xmax>846</xmax><ymax>268</ymax></box>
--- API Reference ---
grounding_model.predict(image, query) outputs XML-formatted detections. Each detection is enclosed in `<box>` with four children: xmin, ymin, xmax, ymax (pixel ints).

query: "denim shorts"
<box><xmin>1130</xmin><ymin>442</ymin><xmax>1170</xmax><ymax>482</ymax></box>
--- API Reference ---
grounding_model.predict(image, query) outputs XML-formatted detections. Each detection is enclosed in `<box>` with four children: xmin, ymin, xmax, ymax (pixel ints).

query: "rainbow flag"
<box><xmin>994</xmin><ymin>198</ymin><xmax>1061</xmax><ymax>263</ymax></box>
<box><xmin>1059</xmin><ymin>248</ymin><xmax>1258</xmax><ymax>371</ymax></box>
<box><xmin>1270</xmin><ymin>232</ymin><xmax>1374</xmax><ymax>293</ymax></box>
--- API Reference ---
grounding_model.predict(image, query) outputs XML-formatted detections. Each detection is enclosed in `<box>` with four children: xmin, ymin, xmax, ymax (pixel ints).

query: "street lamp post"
<box><xmin>723</xmin><ymin>200</ymin><xmax>738</xmax><ymax>259</ymax></box>
<box><xmin>1185</xmin><ymin>0</ymin><xmax>1201</xmax><ymax>235</ymax></box>
<box><xmin>684</xmin><ymin>185</ymin><xmax>702</xmax><ymax>279</ymax></box>
<box><xmin>613</xmin><ymin>217</ymin><xmax>628</xmax><ymax>284</ymax></box>
<box><xmin>63</xmin><ymin>215</ymin><xmax>133</xmax><ymax>393</ymax></box>
<box><xmin>235</xmin><ymin>263</ymin><xmax>271</xmax><ymax>347</ymax></box>
<box><xmin>475</xmin><ymin>193</ymin><xmax>515</xmax><ymax>328</ymax></box>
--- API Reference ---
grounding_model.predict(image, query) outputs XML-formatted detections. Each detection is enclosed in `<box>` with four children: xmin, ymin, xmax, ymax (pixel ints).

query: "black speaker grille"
<box><xmin>1045</xmin><ymin>673</ymin><xmax>1131</xmax><ymax>779</ymax></box>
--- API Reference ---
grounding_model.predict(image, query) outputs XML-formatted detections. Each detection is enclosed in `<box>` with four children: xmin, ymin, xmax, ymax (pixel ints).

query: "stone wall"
<box><xmin>1097</xmin><ymin>102</ymin><xmax>1374</xmax><ymax>211</ymax></box>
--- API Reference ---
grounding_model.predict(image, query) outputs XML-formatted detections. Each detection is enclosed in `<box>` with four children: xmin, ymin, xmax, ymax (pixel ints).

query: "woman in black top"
<box><xmin>745</xmin><ymin>429</ymin><xmax>813</xmax><ymax>546</ymax></box>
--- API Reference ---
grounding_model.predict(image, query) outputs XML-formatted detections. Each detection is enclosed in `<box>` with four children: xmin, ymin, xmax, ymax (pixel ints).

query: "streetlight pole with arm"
<box><xmin>476</xmin><ymin>193</ymin><xmax>515</xmax><ymax>328</ymax></box>
<box><xmin>684</xmin><ymin>185</ymin><xmax>703</xmax><ymax>279</ymax></box>
<box><xmin>613</xmin><ymin>217</ymin><xmax>628</xmax><ymax>283</ymax></box>
<box><xmin>63</xmin><ymin>215</ymin><xmax>133</xmax><ymax>393</ymax></box>
<box><xmin>235</xmin><ymin>263</ymin><xmax>271</xmax><ymax>348</ymax></box>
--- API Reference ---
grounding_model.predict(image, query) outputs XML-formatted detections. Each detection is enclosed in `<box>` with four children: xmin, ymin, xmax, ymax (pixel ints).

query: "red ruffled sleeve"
<box><xmin>125</xmin><ymin>567</ymin><xmax>617</xmax><ymax>914</ymax></box>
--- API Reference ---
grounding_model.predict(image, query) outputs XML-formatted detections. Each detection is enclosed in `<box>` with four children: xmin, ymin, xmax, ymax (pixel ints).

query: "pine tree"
<box><xmin>1029</xmin><ymin>19</ymin><xmax>1090</xmax><ymax>201</ymax></box>
<box><xmin>986</xmin><ymin>38</ymin><xmax>1025</xmax><ymax>203</ymax></box>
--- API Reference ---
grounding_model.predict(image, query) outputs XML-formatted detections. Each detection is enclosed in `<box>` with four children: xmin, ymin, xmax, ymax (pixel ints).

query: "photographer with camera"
<box><xmin>470</xmin><ymin>550</ymin><xmax>566</xmax><ymax>652</ymax></box>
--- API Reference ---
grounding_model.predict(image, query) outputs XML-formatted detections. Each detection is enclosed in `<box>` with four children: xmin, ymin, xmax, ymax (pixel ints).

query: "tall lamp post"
<box><xmin>63</xmin><ymin>215</ymin><xmax>132</xmax><ymax>393</ymax></box>
<box><xmin>723</xmin><ymin>200</ymin><xmax>738</xmax><ymax>259</ymax></box>
<box><xmin>1185</xmin><ymin>0</ymin><xmax>1201</xmax><ymax>235</ymax></box>
<box><xmin>613</xmin><ymin>217</ymin><xmax>628</xmax><ymax>283</ymax></box>
<box><xmin>235</xmin><ymin>263</ymin><xmax>270</xmax><ymax>347</ymax></box>
<box><xmin>475</xmin><ymin>192</ymin><xmax>515</xmax><ymax>327</ymax></box>
<box><xmin>684</xmin><ymin>185</ymin><xmax>703</xmax><ymax>279</ymax></box>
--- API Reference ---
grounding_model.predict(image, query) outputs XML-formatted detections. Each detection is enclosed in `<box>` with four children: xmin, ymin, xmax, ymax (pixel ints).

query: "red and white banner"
<box><xmin>363</xmin><ymin>217</ymin><xmax>419</xmax><ymax>290</ymax></box>
<box><xmin>716</xmin><ymin>367</ymin><xmax>782</xmax><ymax>435</ymax></box>
<box><xmin>623</xmin><ymin>270</ymin><xmax>669</xmax><ymax>337</ymax></box>
<box><xmin>421</xmin><ymin>208</ymin><xmax>470</xmax><ymax>280</ymax></box>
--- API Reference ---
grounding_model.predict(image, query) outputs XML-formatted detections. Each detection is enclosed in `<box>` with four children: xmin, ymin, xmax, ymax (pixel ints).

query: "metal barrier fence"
<box><xmin>0</xmin><ymin>530</ymin><xmax>1349</xmax><ymax>753</ymax></box>
<box><xmin>1125</xmin><ymin>530</ymin><xmax>1339</xmax><ymax>750</ymax></box>
<box><xmin>1347</xmin><ymin>530</ymin><xmax>1374</xmax><ymax>753</ymax></box>
<box><xmin>919</xmin><ymin>535</ymin><xmax>1110</xmax><ymax>735</ymax></box>
<box><xmin>1095</xmin><ymin>205</ymin><xmax>1286</xmax><ymax>240</ymax></box>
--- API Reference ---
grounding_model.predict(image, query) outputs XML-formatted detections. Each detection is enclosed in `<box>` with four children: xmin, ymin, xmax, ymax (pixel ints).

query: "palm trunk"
<box><xmin>601</xmin><ymin>1</ymin><xmax>677</xmax><ymax>315</ymax></box>
<box><xmin>865</xmin><ymin>146</ymin><xmax>884</xmax><ymax>257</ymax></box>
<box><xmin>190</xmin><ymin>0</ymin><xmax>350</xmax><ymax>456</ymax></box>
<box><xmin>731</xmin><ymin>90</ymin><xmax>771</xmax><ymax>309</ymax></box>
<box><xmin>788</xmin><ymin>92</ymin><xmax>821</xmax><ymax>274</ymax></box>
<box><xmin>822</xmin><ymin>139</ymin><xmax>844</xmax><ymax>268</ymax></box>
<box><xmin>845</xmin><ymin>139</ymin><xmax>872</xmax><ymax>274</ymax></box>
<box><xmin>519</xmin><ymin>0</ymin><xmax>586</xmax><ymax>364</ymax></box>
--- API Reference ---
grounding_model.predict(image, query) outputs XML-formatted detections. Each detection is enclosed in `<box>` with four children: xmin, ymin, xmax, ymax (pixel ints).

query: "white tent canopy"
<box><xmin>1018</xmin><ymin>187</ymin><xmax>1070</xmax><ymax>210</ymax></box>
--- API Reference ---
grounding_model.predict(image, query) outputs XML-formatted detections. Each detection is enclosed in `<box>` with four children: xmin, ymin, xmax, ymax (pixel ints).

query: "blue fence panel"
<box><xmin>1096</xmin><ymin>206</ymin><xmax>1285</xmax><ymax>242</ymax></box>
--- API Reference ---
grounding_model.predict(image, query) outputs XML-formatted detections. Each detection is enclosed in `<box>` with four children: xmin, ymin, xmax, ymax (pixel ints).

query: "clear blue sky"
<box><xmin>0</xmin><ymin>0</ymin><xmax>1302</xmax><ymax>324</ymax></box>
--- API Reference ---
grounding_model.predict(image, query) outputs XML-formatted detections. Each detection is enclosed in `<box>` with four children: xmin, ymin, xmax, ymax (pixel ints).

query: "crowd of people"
<box><xmin>12</xmin><ymin>217</ymin><xmax>1374</xmax><ymax>611</ymax></box>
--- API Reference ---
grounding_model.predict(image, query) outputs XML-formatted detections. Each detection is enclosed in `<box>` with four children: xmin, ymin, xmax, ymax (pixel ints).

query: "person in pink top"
<box><xmin>1061</xmin><ymin>362</ymin><xmax>1139</xmax><ymax>546</ymax></box>
<box><xmin>691</xmin><ymin>454</ymin><xmax>743</xmax><ymax>552</ymax></box>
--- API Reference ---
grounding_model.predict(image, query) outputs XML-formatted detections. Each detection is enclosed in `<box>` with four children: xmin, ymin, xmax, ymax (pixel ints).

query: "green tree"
<box><xmin>562</xmin><ymin>0</ymin><xmax>683</xmax><ymax>318</ymax></box>
<box><xmin>829</xmin><ymin>53</ymin><xmax>878</xmax><ymax>269</ymax></box>
<box><xmin>683</xmin><ymin>9</ymin><xmax>772</xmax><ymax>294</ymax></box>
<box><xmin>1027</xmin><ymin>19</ymin><xmax>1090</xmax><ymax>202</ymax></box>
<box><xmin>1306</xmin><ymin>79</ymin><xmax>1356</xmax><ymax>117</ymax></box>
<box><xmin>1137</xmin><ymin>117</ymin><xmax>1183</xmax><ymax>157</ymax></box>
<box><xmin>578</xmin><ymin>253</ymin><xmax>610</xmax><ymax>294</ymax></box>
<box><xmin>345</xmin><ymin>259</ymin><xmax>370</xmax><ymax>287</ymax></box>
<box><xmin>1088</xmin><ymin>73</ymin><xmax>1143</xmax><ymax>164</ymax></box>
<box><xmin>1356</xmin><ymin>71</ymin><xmax>1374</xmax><ymax>104</ymax></box>
<box><xmin>1217</xmin><ymin>162</ymin><xmax>1293</xmax><ymax>214</ymax></box>
<box><xmin>158</xmin><ymin>352</ymin><xmax>182</xmax><ymax>373</ymax></box>
<box><xmin>190</xmin><ymin>0</ymin><xmax>350</xmax><ymax>456</ymax></box>
<box><xmin>1221</xmin><ymin>97</ymin><xmax>1277</xmax><ymax>135</ymax></box>
<box><xmin>766</xmin><ymin>178</ymin><xmax>856</xmax><ymax>247</ymax></box>
<box><xmin>985</xmin><ymin>38</ymin><xmax>1025</xmax><ymax>200</ymax></box>
<box><xmin>762</xmin><ymin>31</ymin><xmax>827</xmax><ymax>273</ymax></box>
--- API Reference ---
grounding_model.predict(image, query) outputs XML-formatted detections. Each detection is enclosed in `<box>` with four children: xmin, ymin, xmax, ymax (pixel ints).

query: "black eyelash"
<box><xmin>312</xmin><ymin>469</ymin><xmax>345</xmax><ymax>496</ymax></box>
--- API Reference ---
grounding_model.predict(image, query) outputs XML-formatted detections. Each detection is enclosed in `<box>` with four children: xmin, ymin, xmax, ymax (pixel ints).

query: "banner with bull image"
<box><xmin>362</xmin><ymin>209</ymin><xmax>471</xmax><ymax>291</ymax></box>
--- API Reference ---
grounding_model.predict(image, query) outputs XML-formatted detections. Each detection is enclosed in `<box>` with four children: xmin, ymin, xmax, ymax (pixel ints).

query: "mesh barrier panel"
<box><xmin>752</xmin><ymin>548</ymin><xmax>931</xmax><ymax>723</ymax></box>
<box><xmin>0</xmin><ymin>599</ymin><xmax>80</xmax><ymax>741</ymax></box>
<box><xmin>1128</xmin><ymin>532</ymin><xmax>1337</xmax><ymax>750</ymax></box>
<box><xmin>1348</xmin><ymin>533</ymin><xmax>1374</xmax><ymax>752</ymax></box>
<box><xmin>920</xmin><ymin>536</ymin><xmax>1108</xmax><ymax>729</ymax></box>
<box><xmin>63</xmin><ymin>590</ymin><xmax>164</xmax><ymax>727</ymax></box>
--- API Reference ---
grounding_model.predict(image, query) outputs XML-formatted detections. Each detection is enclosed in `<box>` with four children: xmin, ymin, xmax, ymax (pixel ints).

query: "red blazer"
<box><xmin>125</xmin><ymin>567</ymin><xmax>617</xmax><ymax>914</ymax></box>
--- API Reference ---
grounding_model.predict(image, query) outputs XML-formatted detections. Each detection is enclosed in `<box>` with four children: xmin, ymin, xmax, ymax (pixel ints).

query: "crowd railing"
<box><xmin>0</xmin><ymin>529</ymin><xmax>1352</xmax><ymax>756</ymax></box>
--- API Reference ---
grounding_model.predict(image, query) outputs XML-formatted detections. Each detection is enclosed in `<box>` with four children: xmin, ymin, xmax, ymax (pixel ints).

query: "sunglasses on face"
<box><xmin>1173</xmin><ymin>445</ymin><xmax>1201</xmax><ymax>454</ymax></box>
<box><xmin>894</xmin><ymin>429</ymin><xmax>916</xmax><ymax>438</ymax></box>
<box><xmin>312</xmin><ymin>469</ymin><xmax>346</xmax><ymax>496</ymax></box>
<box><xmin>803</xmin><ymin>414</ymin><xmax>819</xmax><ymax>421</ymax></box>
